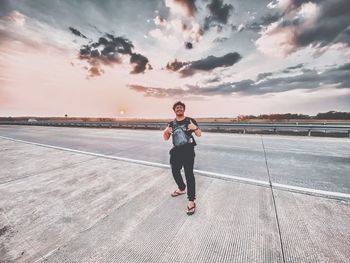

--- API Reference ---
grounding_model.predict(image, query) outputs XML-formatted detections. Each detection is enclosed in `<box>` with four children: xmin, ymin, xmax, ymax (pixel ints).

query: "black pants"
<box><xmin>169</xmin><ymin>144</ymin><xmax>196</xmax><ymax>201</ymax></box>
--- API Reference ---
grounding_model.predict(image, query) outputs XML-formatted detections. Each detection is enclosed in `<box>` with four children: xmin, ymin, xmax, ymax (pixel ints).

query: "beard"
<box><xmin>176</xmin><ymin>111</ymin><xmax>184</xmax><ymax>117</ymax></box>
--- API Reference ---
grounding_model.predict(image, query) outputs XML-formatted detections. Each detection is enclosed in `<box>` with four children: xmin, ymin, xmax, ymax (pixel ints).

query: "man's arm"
<box><xmin>163</xmin><ymin>124</ymin><xmax>172</xmax><ymax>140</ymax></box>
<box><xmin>188</xmin><ymin>119</ymin><xmax>201</xmax><ymax>137</ymax></box>
<box><xmin>193</xmin><ymin>127</ymin><xmax>201</xmax><ymax>137</ymax></box>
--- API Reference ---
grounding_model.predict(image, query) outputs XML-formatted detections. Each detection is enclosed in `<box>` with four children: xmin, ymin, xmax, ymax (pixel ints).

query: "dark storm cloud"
<box><xmin>296</xmin><ymin>0</ymin><xmax>350</xmax><ymax>48</ymax></box>
<box><xmin>189</xmin><ymin>52</ymin><xmax>241</xmax><ymax>70</ymax></box>
<box><xmin>203</xmin><ymin>0</ymin><xmax>234</xmax><ymax>31</ymax></box>
<box><xmin>166</xmin><ymin>59</ymin><xmax>189</xmax><ymax>71</ymax></box>
<box><xmin>72</xmin><ymin>31</ymin><xmax>151</xmax><ymax>77</ymax></box>
<box><xmin>130</xmin><ymin>63</ymin><xmax>350</xmax><ymax>98</ymax></box>
<box><xmin>69</xmin><ymin>27</ymin><xmax>88</xmax><ymax>39</ymax></box>
<box><xmin>130</xmin><ymin>53</ymin><xmax>150</xmax><ymax>74</ymax></box>
<box><xmin>166</xmin><ymin>52</ymin><xmax>242</xmax><ymax>77</ymax></box>
<box><xmin>91</xmin><ymin>34</ymin><xmax>134</xmax><ymax>55</ymax></box>
<box><xmin>265</xmin><ymin>0</ymin><xmax>350</xmax><ymax>54</ymax></box>
<box><xmin>194</xmin><ymin>62</ymin><xmax>350</xmax><ymax>96</ymax></box>
<box><xmin>185</xmin><ymin>42</ymin><xmax>193</xmax><ymax>49</ymax></box>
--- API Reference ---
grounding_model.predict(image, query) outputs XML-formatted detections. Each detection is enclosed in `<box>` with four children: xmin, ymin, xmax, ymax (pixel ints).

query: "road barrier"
<box><xmin>1</xmin><ymin>121</ymin><xmax>350</xmax><ymax>137</ymax></box>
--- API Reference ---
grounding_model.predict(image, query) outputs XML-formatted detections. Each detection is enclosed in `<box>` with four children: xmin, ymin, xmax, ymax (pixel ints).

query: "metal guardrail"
<box><xmin>1</xmin><ymin>121</ymin><xmax>350</xmax><ymax>137</ymax></box>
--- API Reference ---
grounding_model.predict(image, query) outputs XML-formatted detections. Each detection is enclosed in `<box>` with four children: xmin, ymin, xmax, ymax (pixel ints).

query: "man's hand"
<box><xmin>165</xmin><ymin>125</ymin><xmax>173</xmax><ymax>135</ymax></box>
<box><xmin>187</xmin><ymin>120</ymin><xmax>198</xmax><ymax>131</ymax></box>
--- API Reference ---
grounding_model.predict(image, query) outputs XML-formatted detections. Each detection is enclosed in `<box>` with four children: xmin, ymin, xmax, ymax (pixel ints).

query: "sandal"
<box><xmin>186</xmin><ymin>202</ymin><xmax>196</xmax><ymax>215</ymax></box>
<box><xmin>171</xmin><ymin>189</ymin><xmax>186</xmax><ymax>197</ymax></box>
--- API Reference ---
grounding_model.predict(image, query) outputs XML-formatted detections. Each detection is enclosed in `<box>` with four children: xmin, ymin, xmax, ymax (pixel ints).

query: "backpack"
<box><xmin>172</xmin><ymin>118</ymin><xmax>193</xmax><ymax>147</ymax></box>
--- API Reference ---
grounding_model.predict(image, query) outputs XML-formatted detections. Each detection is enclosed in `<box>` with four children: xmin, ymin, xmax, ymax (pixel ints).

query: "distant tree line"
<box><xmin>238</xmin><ymin>111</ymin><xmax>350</xmax><ymax>120</ymax></box>
<box><xmin>315</xmin><ymin>111</ymin><xmax>350</xmax><ymax>120</ymax></box>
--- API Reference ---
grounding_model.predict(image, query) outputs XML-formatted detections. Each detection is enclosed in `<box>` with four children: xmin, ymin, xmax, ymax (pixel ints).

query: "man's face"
<box><xmin>174</xmin><ymin>105</ymin><xmax>185</xmax><ymax>116</ymax></box>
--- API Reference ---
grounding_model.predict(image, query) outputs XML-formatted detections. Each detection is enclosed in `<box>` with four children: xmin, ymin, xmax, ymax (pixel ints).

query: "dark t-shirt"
<box><xmin>168</xmin><ymin>117</ymin><xmax>199</xmax><ymax>147</ymax></box>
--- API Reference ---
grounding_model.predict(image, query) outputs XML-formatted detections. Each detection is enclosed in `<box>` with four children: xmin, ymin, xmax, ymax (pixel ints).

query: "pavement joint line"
<box><xmin>1</xmin><ymin>135</ymin><xmax>350</xmax><ymax>201</ymax></box>
<box><xmin>261</xmin><ymin>135</ymin><xmax>286</xmax><ymax>263</ymax></box>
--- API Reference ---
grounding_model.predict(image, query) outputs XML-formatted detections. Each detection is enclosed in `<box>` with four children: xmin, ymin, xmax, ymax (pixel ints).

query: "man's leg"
<box><xmin>183</xmin><ymin>149</ymin><xmax>196</xmax><ymax>201</ymax></box>
<box><xmin>170</xmin><ymin>150</ymin><xmax>186</xmax><ymax>191</ymax></box>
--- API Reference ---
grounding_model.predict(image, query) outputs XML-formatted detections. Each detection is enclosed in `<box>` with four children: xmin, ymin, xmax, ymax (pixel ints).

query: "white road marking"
<box><xmin>273</xmin><ymin>183</ymin><xmax>350</xmax><ymax>199</ymax></box>
<box><xmin>0</xmin><ymin>135</ymin><xmax>169</xmax><ymax>168</ymax></box>
<box><xmin>1</xmin><ymin>135</ymin><xmax>349</xmax><ymax>200</ymax></box>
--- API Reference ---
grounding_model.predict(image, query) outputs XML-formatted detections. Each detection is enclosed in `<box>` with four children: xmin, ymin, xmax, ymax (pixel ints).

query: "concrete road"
<box><xmin>0</xmin><ymin>138</ymin><xmax>349</xmax><ymax>263</ymax></box>
<box><xmin>0</xmin><ymin>125</ymin><xmax>349</xmax><ymax>195</ymax></box>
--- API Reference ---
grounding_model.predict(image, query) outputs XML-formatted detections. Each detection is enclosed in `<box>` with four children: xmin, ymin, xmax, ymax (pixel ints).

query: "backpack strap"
<box><xmin>173</xmin><ymin>118</ymin><xmax>177</xmax><ymax>129</ymax></box>
<box><xmin>173</xmin><ymin>117</ymin><xmax>189</xmax><ymax>128</ymax></box>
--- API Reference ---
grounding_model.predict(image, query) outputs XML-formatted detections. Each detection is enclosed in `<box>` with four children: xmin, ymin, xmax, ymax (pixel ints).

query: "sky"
<box><xmin>0</xmin><ymin>0</ymin><xmax>349</xmax><ymax>118</ymax></box>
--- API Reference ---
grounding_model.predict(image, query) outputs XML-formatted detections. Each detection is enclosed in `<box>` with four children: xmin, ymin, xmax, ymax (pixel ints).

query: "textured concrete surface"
<box><xmin>1</xmin><ymin>138</ymin><xmax>350</xmax><ymax>263</ymax></box>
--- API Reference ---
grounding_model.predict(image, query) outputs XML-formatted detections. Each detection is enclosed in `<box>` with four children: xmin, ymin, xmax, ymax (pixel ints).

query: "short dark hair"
<box><xmin>172</xmin><ymin>101</ymin><xmax>186</xmax><ymax>111</ymax></box>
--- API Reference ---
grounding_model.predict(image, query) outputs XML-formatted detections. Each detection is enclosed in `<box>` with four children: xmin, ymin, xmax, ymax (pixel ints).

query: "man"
<box><xmin>163</xmin><ymin>101</ymin><xmax>201</xmax><ymax>215</ymax></box>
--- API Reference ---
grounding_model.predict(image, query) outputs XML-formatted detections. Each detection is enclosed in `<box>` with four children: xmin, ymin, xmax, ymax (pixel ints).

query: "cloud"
<box><xmin>128</xmin><ymin>84</ymin><xmax>187</xmax><ymax>98</ymax></box>
<box><xmin>187</xmin><ymin>52</ymin><xmax>241</xmax><ymax>70</ymax></box>
<box><xmin>205</xmin><ymin>76</ymin><xmax>222</xmax><ymax>83</ymax></box>
<box><xmin>0</xmin><ymin>10</ymin><xmax>72</xmax><ymax>51</ymax></box>
<box><xmin>199</xmin><ymin>62</ymin><xmax>350</xmax><ymax>96</ymax></box>
<box><xmin>256</xmin><ymin>72</ymin><xmax>273</xmax><ymax>81</ymax></box>
<box><xmin>73</xmin><ymin>31</ymin><xmax>152</xmax><ymax>77</ymax></box>
<box><xmin>285</xmin><ymin>63</ymin><xmax>304</xmax><ymax>70</ymax></box>
<box><xmin>256</xmin><ymin>0</ymin><xmax>350</xmax><ymax>56</ymax></box>
<box><xmin>88</xmin><ymin>66</ymin><xmax>104</xmax><ymax>77</ymax></box>
<box><xmin>237</xmin><ymin>24</ymin><xmax>245</xmax><ymax>32</ymax></box>
<box><xmin>154</xmin><ymin>15</ymin><xmax>167</xmax><ymax>26</ymax></box>
<box><xmin>245</xmin><ymin>12</ymin><xmax>282</xmax><ymax>31</ymax></box>
<box><xmin>166</xmin><ymin>52</ymin><xmax>242</xmax><ymax>77</ymax></box>
<box><xmin>149</xmin><ymin>0</ymin><xmax>203</xmax><ymax>49</ymax></box>
<box><xmin>151</xmin><ymin>0</ymin><xmax>235</xmax><ymax>51</ymax></box>
<box><xmin>165</xmin><ymin>59</ymin><xmax>189</xmax><ymax>71</ymax></box>
<box><xmin>130</xmin><ymin>53</ymin><xmax>151</xmax><ymax>74</ymax></box>
<box><xmin>281</xmin><ymin>63</ymin><xmax>304</xmax><ymax>73</ymax></box>
<box><xmin>185</xmin><ymin>41</ymin><xmax>193</xmax><ymax>49</ymax></box>
<box><xmin>129</xmin><ymin>63</ymin><xmax>350</xmax><ymax>97</ymax></box>
<box><xmin>213</xmin><ymin>36</ymin><xmax>229</xmax><ymax>43</ymax></box>
<box><xmin>276</xmin><ymin>0</ymin><xmax>318</xmax><ymax>14</ymax></box>
<box><xmin>204</xmin><ymin>0</ymin><xmax>234</xmax><ymax>31</ymax></box>
<box><xmin>296</xmin><ymin>0</ymin><xmax>350</xmax><ymax>47</ymax></box>
<box><xmin>68</xmin><ymin>27</ymin><xmax>88</xmax><ymax>39</ymax></box>
<box><xmin>165</xmin><ymin>0</ymin><xmax>198</xmax><ymax>17</ymax></box>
